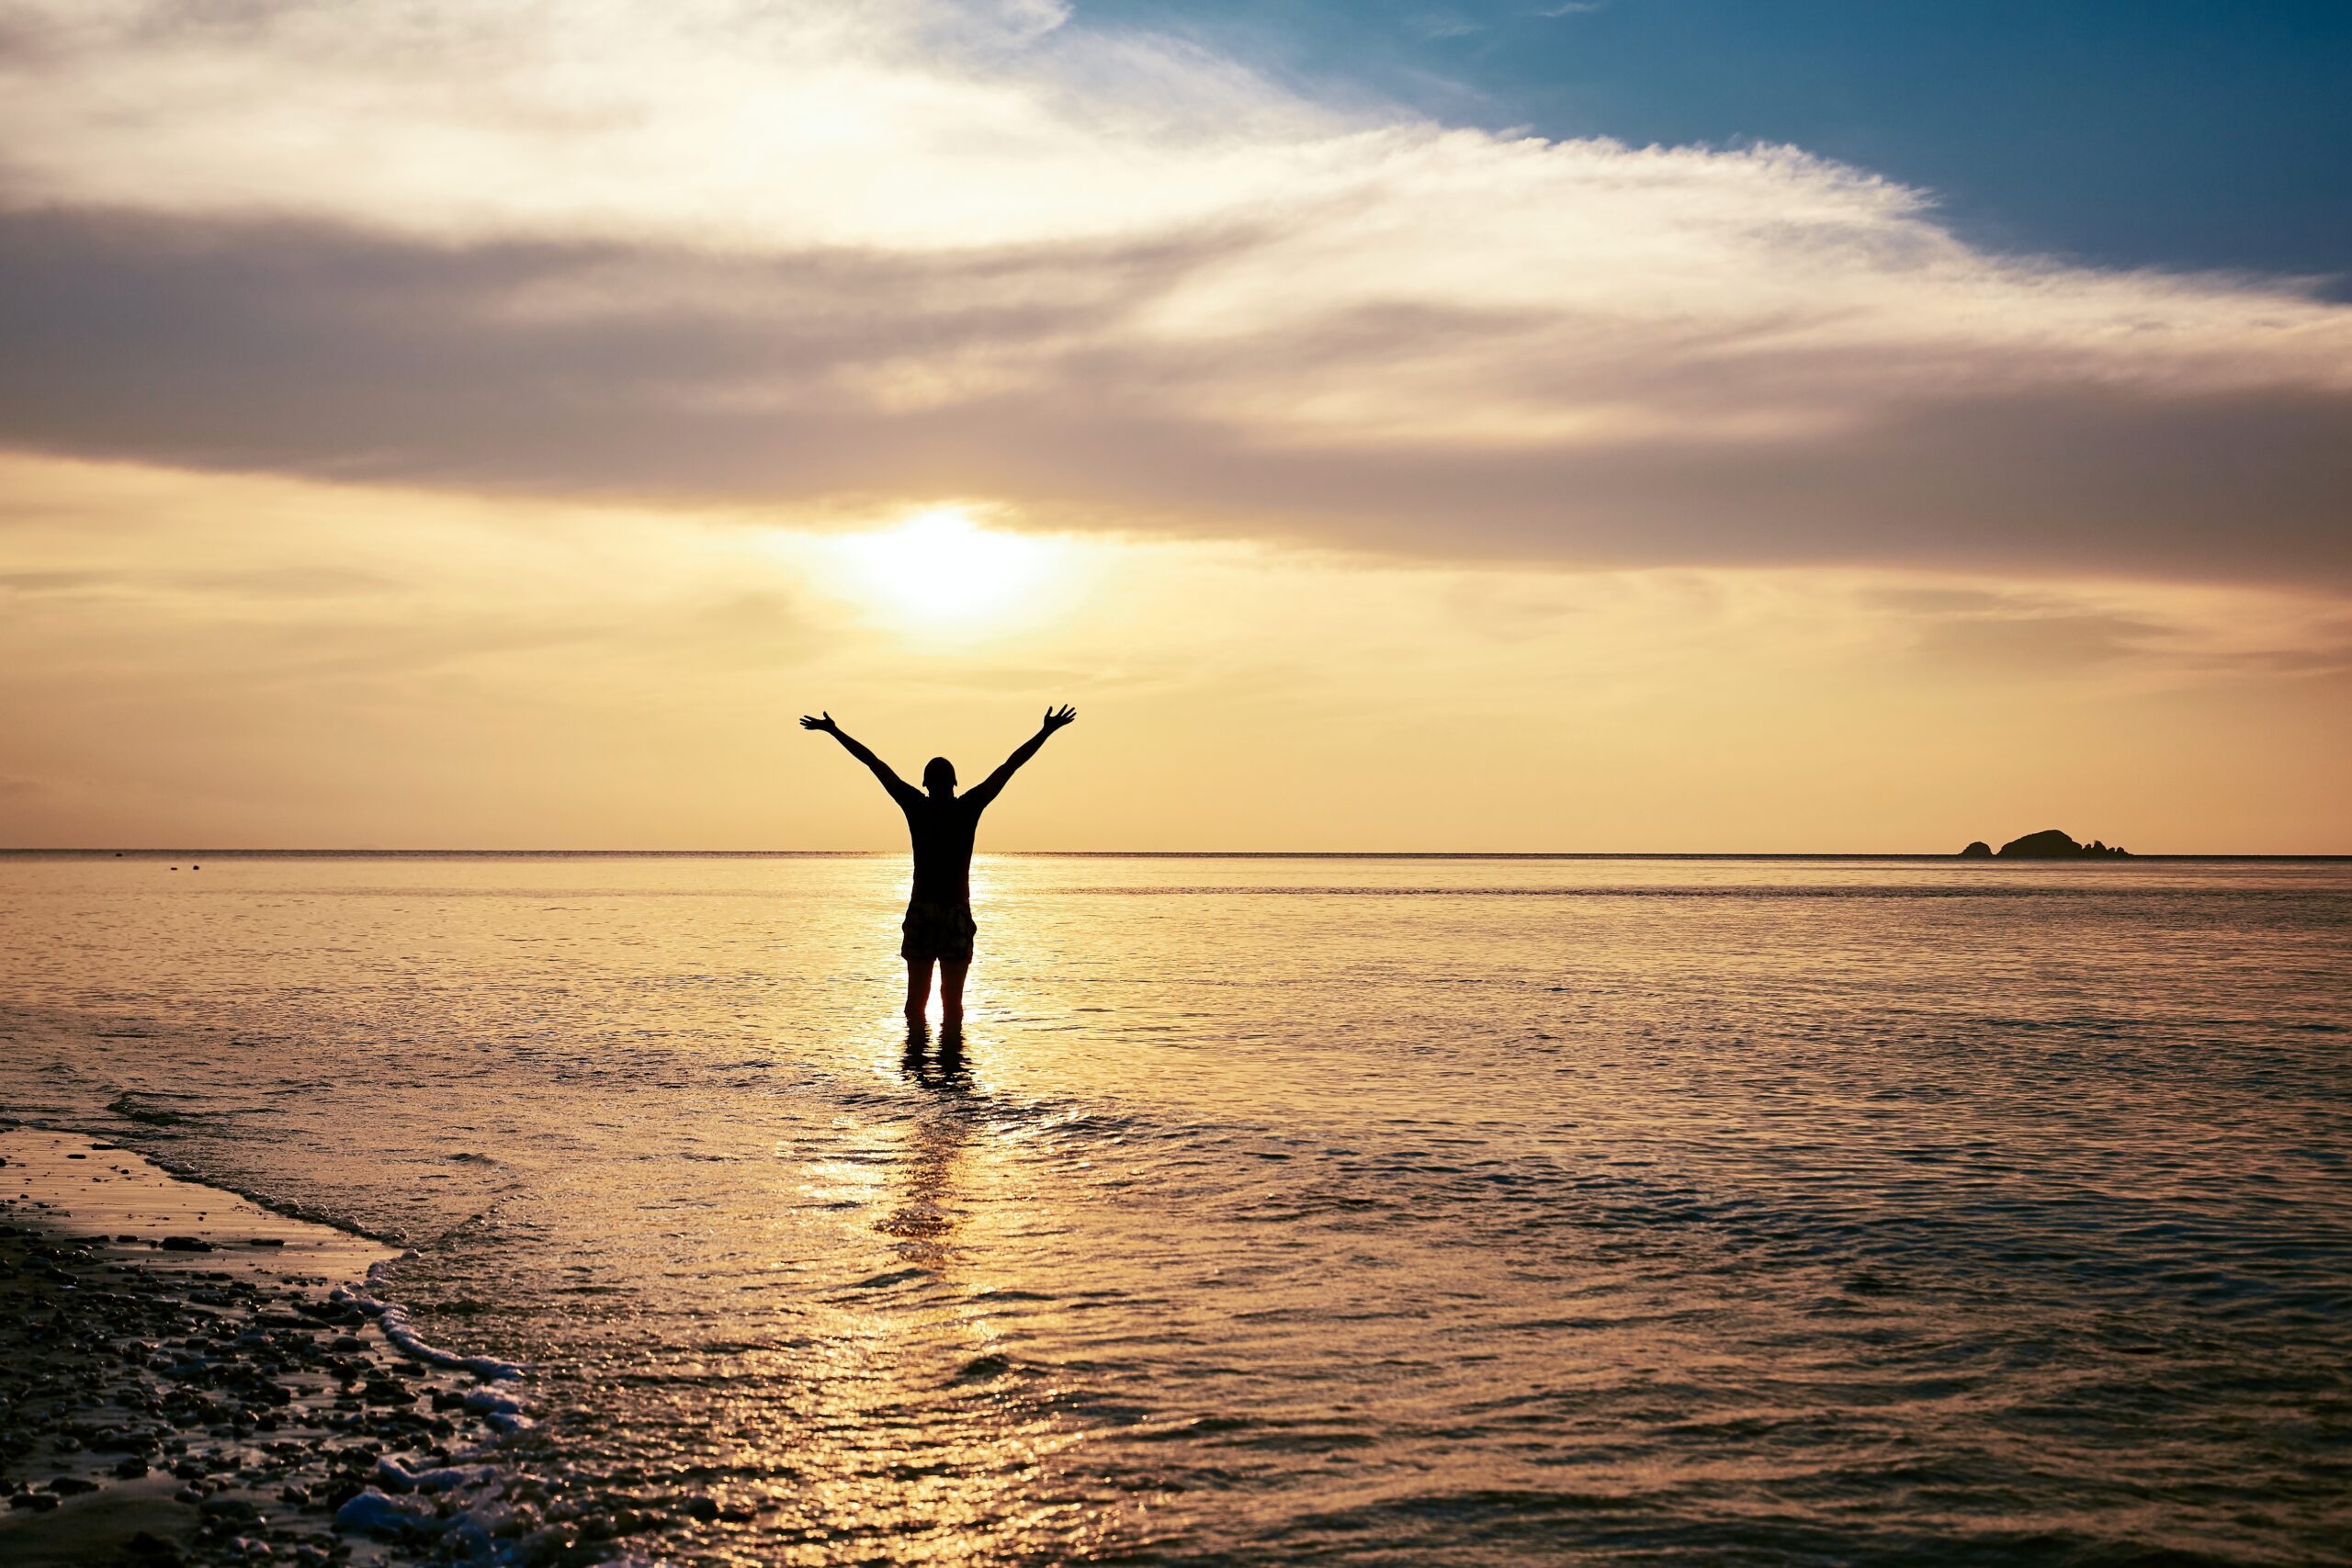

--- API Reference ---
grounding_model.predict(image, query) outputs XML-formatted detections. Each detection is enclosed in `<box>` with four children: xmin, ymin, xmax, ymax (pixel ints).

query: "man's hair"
<box><xmin>922</xmin><ymin>756</ymin><xmax>956</xmax><ymax>791</ymax></box>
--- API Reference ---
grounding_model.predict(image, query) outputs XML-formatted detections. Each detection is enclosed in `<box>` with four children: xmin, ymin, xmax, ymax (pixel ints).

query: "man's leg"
<box><xmin>905</xmin><ymin>957</ymin><xmax>933</xmax><ymax>1022</ymax></box>
<box><xmin>939</xmin><ymin>958</ymin><xmax>969</xmax><ymax>1031</ymax></box>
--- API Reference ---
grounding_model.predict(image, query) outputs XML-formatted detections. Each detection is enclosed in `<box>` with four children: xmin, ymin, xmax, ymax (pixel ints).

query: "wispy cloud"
<box><xmin>1409</xmin><ymin>12</ymin><xmax>1487</xmax><ymax>40</ymax></box>
<box><xmin>0</xmin><ymin>0</ymin><xmax>2346</xmax><ymax>586</ymax></box>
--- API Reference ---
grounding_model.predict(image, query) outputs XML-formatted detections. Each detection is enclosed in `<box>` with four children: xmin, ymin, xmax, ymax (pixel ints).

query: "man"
<box><xmin>801</xmin><ymin>705</ymin><xmax>1077</xmax><ymax>1030</ymax></box>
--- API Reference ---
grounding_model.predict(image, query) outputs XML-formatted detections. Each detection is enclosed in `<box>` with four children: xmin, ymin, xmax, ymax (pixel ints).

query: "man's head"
<box><xmin>922</xmin><ymin>756</ymin><xmax>956</xmax><ymax>795</ymax></box>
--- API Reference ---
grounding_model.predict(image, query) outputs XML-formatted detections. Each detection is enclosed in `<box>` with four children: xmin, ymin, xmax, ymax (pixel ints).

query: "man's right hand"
<box><xmin>799</xmin><ymin>712</ymin><xmax>839</xmax><ymax>734</ymax></box>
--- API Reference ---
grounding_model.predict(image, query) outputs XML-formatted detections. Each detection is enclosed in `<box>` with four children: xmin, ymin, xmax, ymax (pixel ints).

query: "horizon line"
<box><xmin>4</xmin><ymin>849</ymin><xmax>2348</xmax><ymax>863</ymax></box>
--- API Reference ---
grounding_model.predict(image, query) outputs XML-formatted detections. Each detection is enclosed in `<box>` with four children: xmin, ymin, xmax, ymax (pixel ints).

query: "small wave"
<box><xmin>85</xmin><ymin>1127</ymin><xmax>414</xmax><ymax>1248</ymax></box>
<box><xmin>951</xmin><ymin>1352</ymin><xmax>1019</xmax><ymax>1383</ymax></box>
<box><xmin>334</xmin><ymin>1262</ymin><xmax>527</xmax><ymax>1392</ymax></box>
<box><xmin>106</xmin><ymin>1091</ymin><xmax>191</xmax><ymax>1125</ymax></box>
<box><xmin>840</xmin><ymin>1266</ymin><xmax>929</xmax><ymax>1292</ymax></box>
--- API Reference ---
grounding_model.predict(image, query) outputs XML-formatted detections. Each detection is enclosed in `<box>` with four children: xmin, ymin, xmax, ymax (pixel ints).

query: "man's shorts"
<box><xmin>900</xmin><ymin>900</ymin><xmax>977</xmax><ymax>964</ymax></box>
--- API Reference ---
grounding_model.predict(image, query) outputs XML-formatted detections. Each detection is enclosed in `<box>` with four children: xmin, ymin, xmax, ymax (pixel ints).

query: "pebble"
<box><xmin>0</xmin><ymin>1221</ymin><xmax>534</xmax><ymax>1567</ymax></box>
<box><xmin>334</xmin><ymin>1485</ymin><xmax>439</xmax><ymax>1537</ymax></box>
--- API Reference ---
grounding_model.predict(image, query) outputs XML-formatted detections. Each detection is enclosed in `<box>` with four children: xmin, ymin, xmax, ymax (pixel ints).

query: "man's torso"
<box><xmin>900</xmin><ymin>795</ymin><xmax>981</xmax><ymax>908</ymax></box>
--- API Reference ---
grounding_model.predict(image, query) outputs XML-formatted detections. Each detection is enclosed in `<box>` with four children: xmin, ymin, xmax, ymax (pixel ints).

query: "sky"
<box><xmin>1088</xmin><ymin>0</ymin><xmax>2352</xmax><ymax>285</ymax></box>
<box><xmin>1</xmin><ymin>0</ymin><xmax>2346</xmax><ymax>852</ymax></box>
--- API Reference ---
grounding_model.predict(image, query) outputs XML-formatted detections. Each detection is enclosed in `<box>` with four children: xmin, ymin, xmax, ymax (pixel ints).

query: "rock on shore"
<box><xmin>0</xmin><ymin>1130</ymin><xmax>555</xmax><ymax>1567</ymax></box>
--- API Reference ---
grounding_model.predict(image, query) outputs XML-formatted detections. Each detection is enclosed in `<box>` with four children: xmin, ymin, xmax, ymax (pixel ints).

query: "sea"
<box><xmin>2</xmin><ymin>852</ymin><xmax>2346</xmax><ymax>1565</ymax></box>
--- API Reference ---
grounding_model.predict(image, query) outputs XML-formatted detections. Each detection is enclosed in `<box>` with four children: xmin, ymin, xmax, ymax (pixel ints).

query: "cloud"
<box><xmin>4</xmin><ymin>206</ymin><xmax>2346</xmax><ymax>585</ymax></box>
<box><xmin>0</xmin><ymin>569</ymin><xmax>110</xmax><ymax>595</ymax></box>
<box><xmin>1872</xmin><ymin>582</ymin><xmax>2352</xmax><ymax>684</ymax></box>
<box><xmin>0</xmin><ymin>0</ymin><xmax>2347</xmax><ymax>584</ymax></box>
<box><xmin>1908</xmin><ymin>610</ymin><xmax>2168</xmax><ymax>672</ymax></box>
<box><xmin>1409</xmin><ymin>13</ymin><xmax>1487</xmax><ymax>41</ymax></box>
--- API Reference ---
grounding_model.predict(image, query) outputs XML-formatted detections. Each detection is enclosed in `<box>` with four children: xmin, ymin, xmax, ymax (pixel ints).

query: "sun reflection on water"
<box><xmin>749</xmin><ymin>1029</ymin><xmax>1120</xmax><ymax>1565</ymax></box>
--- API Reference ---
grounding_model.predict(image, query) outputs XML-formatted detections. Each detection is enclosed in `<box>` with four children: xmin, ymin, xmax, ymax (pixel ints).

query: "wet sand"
<box><xmin>0</xmin><ymin>1128</ymin><xmax>542</xmax><ymax>1567</ymax></box>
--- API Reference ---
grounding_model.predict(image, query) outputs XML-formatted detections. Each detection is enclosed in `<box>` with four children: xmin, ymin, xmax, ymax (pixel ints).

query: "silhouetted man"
<box><xmin>801</xmin><ymin>705</ymin><xmax>1076</xmax><ymax>1030</ymax></box>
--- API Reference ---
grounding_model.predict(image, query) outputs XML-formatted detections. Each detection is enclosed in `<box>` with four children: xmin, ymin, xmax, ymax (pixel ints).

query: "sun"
<box><xmin>833</xmin><ymin>508</ymin><xmax>1050</xmax><ymax>626</ymax></box>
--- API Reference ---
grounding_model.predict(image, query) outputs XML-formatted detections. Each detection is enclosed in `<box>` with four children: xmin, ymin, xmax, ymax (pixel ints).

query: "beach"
<box><xmin>4</xmin><ymin>851</ymin><xmax>2348</xmax><ymax>1564</ymax></box>
<box><xmin>0</xmin><ymin>1128</ymin><xmax>537</xmax><ymax>1566</ymax></box>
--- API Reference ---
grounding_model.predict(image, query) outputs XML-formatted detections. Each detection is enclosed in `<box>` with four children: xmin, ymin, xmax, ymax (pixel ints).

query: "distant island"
<box><xmin>1960</xmin><ymin>829</ymin><xmax>2131</xmax><ymax>859</ymax></box>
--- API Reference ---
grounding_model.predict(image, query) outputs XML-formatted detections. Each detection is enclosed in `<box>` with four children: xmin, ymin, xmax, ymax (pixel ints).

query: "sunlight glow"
<box><xmin>834</xmin><ymin>509</ymin><xmax>1052</xmax><ymax>627</ymax></box>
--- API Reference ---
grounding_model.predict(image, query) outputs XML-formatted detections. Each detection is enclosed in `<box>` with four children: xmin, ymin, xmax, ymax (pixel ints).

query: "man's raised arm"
<box><xmin>800</xmin><ymin>712</ymin><xmax>921</xmax><ymax>808</ymax></box>
<box><xmin>964</xmin><ymin>705</ymin><xmax>1077</xmax><ymax>811</ymax></box>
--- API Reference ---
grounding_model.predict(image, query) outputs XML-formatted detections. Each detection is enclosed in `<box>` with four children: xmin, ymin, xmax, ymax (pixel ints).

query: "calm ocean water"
<box><xmin>2</xmin><ymin>852</ymin><xmax>2347</xmax><ymax>1564</ymax></box>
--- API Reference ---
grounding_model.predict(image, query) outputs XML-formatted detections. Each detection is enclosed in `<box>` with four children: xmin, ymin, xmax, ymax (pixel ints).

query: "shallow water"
<box><xmin>3</xmin><ymin>852</ymin><xmax>2348</xmax><ymax>1564</ymax></box>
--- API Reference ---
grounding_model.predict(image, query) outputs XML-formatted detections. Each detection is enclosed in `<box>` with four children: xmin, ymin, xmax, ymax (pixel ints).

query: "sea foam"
<box><xmin>334</xmin><ymin>1258</ymin><xmax>527</xmax><ymax>1385</ymax></box>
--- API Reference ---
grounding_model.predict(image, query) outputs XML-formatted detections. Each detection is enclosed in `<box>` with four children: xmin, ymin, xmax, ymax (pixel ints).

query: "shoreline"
<box><xmin>0</xmin><ymin>1128</ymin><xmax>546</xmax><ymax>1568</ymax></box>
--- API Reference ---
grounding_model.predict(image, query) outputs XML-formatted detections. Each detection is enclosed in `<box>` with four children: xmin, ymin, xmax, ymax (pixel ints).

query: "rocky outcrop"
<box><xmin>1995</xmin><ymin>829</ymin><xmax>2131</xmax><ymax>859</ymax></box>
<box><xmin>1959</xmin><ymin>840</ymin><xmax>1993</xmax><ymax>858</ymax></box>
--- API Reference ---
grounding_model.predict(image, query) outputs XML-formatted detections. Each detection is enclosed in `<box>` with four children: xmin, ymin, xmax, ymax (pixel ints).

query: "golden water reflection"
<box><xmin>8</xmin><ymin>854</ymin><xmax>2346</xmax><ymax>1563</ymax></box>
<box><xmin>882</xmin><ymin>1024</ymin><xmax>976</xmax><ymax>1264</ymax></box>
<box><xmin>763</xmin><ymin>1027</ymin><xmax>1113</xmax><ymax>1566</ymax></box>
